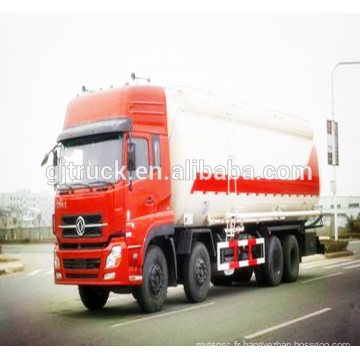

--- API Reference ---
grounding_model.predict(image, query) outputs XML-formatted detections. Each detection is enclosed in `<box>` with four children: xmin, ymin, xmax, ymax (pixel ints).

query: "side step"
<box><xmin>217</xmin><ymin>238</ymin><xmax>265</xmax><ymax>271</ymax></box>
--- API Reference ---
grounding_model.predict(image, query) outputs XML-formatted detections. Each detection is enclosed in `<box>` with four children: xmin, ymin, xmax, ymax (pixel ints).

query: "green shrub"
<box><xmin>324</xmin><ymin>240</ymin><xmax>349</xmax><ymax>254</ymax></box>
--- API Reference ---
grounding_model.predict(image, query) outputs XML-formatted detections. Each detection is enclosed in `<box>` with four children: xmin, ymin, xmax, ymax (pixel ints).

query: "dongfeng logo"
<box><xmin>76</xmin><ymin>216</ymin><xmax>85</xmax><ymax>236</ymax></box>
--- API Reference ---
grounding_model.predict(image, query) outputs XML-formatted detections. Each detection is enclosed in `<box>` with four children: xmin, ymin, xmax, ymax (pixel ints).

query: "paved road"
<box><xmin>0</xmin><ymin>242</ymin><xmax>360</xmax><ymax>345</ymax></box>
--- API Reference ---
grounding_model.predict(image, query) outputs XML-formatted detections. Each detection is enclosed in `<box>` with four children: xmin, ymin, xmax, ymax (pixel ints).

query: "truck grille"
<box><xmin>59</xmin><ymin>242</ymin><xmax>109</xmax><ymax>250</ymax></box>
<box><xmin>63</xmin><ymin>258</ymin><xmax>101</xmax><ymax>270</ymax></box>
<box><xmin>61</xmin><ymin>214</ymin><xmax>104</xmax><ymax>238</ymax></box>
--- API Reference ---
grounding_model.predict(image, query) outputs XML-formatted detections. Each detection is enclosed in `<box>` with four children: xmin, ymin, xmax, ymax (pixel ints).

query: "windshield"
<box><xmin>57</xmin><ymin>133</ymin><xmax>123</xmax><ymax>189</ymax></box>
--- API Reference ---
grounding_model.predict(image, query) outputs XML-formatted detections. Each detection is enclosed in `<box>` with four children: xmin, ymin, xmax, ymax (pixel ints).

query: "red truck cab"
<box><xmin>53</xmin><ymin>85</ymin><xmax>175</xmax><ymax>312</ymax></box>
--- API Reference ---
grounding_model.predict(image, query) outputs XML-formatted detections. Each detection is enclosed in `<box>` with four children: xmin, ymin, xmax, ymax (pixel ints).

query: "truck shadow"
<box><xmin>55</xmin><ymin>280</ymin><xmax>267</xmax><ymax>322</ymax></box>
<box><xmin>57</xmin><ymin>272</ymin><xmax>320</xmax><ymax>326</ymax></box>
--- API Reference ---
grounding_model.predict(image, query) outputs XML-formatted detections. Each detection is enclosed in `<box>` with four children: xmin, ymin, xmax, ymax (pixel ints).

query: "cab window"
<box><xmin>129</xmin><ymin>138</ymin><xmax>149</xmax><ymax>180</ymax></box>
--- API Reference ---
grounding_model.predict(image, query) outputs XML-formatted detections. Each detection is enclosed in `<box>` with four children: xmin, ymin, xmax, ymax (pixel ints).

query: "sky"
<box><xmin>0</xmin><ymin>13</ymin><xmax>360</xmax><ymax>197</ymax></box>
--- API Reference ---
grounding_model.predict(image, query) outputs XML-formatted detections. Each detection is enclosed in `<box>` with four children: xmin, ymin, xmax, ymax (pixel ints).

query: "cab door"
<box><xmin>125</xmin><ymin>134</ymin><xmax>154</xmax><ymax>247</ymax></box>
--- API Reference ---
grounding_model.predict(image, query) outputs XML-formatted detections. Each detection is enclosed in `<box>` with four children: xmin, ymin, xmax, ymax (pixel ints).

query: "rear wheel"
<box><xmin>234</xmin><ymin>267</ymin><xmax>253</xmax><ymax>283</ymax></box>
<box><xmin>282</xmin><ymin>234</ymin><xmax>300</xmax><ymax>283</ymax></box>
<box><xmin>78</xmin><ymin>286</ymin><xmax>109</xmax><ymax>311</ymax></box>
<box><xmin>183</xmin><ymin>242</ymin><xmax>211</xmax><ymax>302</ymax></box>
<box><xmin>134</xmin><ymin>245</ymin><xmax>168</xmax><ymax>313</ymax></box>
<box><xmin>263</xmin><ymin>235</ymin><xmax>283</xmax><ymax>286</ymax></box>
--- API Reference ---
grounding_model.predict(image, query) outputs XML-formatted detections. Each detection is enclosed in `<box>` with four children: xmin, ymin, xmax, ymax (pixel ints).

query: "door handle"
<box><xmin>145</xmin><ymin>196</ymin><xmax>154</xmax><ymax>205</ymax></box>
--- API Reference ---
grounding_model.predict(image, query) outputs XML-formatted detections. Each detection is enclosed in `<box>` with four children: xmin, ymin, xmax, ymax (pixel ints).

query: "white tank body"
<box><xmin>164</xmin><ymin>87</ymin><xmax>321</xmax><ymax>226</ymax></box>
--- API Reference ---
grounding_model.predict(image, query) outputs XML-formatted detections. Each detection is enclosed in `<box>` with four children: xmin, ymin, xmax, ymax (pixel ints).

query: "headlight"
<box><xmin>106</xmin><ymin>246</ymin><xmax>122</xmax><ymax>269</ymax></box>
<box><xmin>54</xmin><ymin>249</ymin><xmax>60</xmax><ymax>269</ymax></box>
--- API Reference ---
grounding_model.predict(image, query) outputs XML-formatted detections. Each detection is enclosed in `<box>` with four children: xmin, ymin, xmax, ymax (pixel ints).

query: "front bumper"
<box><xmin>54</xmin><ymin>237</ymin><xmax>142</xmax><ymax>286</ymax></box>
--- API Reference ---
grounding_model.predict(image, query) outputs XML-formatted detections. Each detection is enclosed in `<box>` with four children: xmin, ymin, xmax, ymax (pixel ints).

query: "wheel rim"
<box><xmin>149</xmin><ymin>262</ymin><xmax>164</xmax><ymax>297</ymax></box>
<box><xmin>195</xmin><ymin>257</ymin><xmax>208</xmax><ymax>286</ymax></box>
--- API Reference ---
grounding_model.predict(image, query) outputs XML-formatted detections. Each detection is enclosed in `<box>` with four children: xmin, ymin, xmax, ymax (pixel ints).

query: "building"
<box><xmin>0</xmin><ymin>190</ymin><xmax>54</xmax><ymax>227</ymax></box>
<box><xmin>318</xmin><ymin>195</ymin><xmax>360</xmax><ymax>230</ymax></box>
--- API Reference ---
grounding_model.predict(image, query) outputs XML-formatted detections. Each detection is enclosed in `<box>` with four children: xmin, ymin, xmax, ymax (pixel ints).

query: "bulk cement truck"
<box><xmin>43</xmin><ymin>81</ymin><xmax>323</xmax><ymax>313</ymax></box>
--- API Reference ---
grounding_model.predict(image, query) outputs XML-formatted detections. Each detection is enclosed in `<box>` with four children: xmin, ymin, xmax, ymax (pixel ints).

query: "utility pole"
<box><xmin>331</xmin><ymin>61</ymin><xmax>360</xmax><ymax>240</ymax></box>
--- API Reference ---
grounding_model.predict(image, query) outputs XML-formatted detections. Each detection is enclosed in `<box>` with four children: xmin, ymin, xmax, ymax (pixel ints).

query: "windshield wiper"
<box><xmin>56</xmin><ymin>183</ymin><xmax>74</xmax><ymax>193</ymax></box>
<box><xmin>56</xmin><ymin>182</ymin><xmax>93</xmax><ymax>193</ymax></box>
<box><xmin>71</xmin><ymin>182</ymin><xmax>93</xmax><ymax>189</ymax></box>
<box><xmin>88</xmin><ymin>180</ymin><xmax>114</xmax><ymax>189</ymax></box>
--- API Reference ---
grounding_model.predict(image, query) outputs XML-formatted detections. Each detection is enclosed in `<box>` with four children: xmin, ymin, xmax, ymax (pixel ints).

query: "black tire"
<box><xmin>234</xmin><ymin>267</ymin><xmax>253</xmax><ymax>283</ymax></box>
<box><xmin>134</xmin><ymin>245</ymin><xmax>168</xmax><ymax>313</ymax></box>
<box><xmin>183</xmin><ymin>242</ymin><xmax>211</xmax><ymax>303</ymax></box>
<box><xmin>211</xmin><ymin>274</ymin><xmax>234</xmax><ymax>286</ymax></box>
<box><xmin>282</xmin><ymin>234</ymin><xmax>300</xmax><ymax>283</ymax></box>
<box><xmin>263</xmin><ymin>235</ymin><xmax>283</xmax><ymax>286</ymax></box>
<box><xmin>78</xmin><ymin>286</ymin><xmax>109</xmax><ymax>311</ymax></box>
<box><xmin>131</xmin><ymin>288</ymin><xmax>139</xmax><ymax>301</ymax></box>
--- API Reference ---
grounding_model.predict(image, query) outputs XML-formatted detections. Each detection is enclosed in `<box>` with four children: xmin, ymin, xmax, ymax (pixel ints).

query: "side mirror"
<box><xmin>41</xmin><ymin>153</ymin><xmax>49</xmax><ymax>167</ymax></box>
<box><xmin>127</xmin><ymin>141</ymin><xmax>136</xmax><ymax>172</ymax></box>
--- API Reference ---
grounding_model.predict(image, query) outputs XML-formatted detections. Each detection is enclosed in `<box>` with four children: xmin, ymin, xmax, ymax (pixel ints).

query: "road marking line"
<box><xmin>110</xmin><ymin>302</ymin><xmax>215</xmax><ymax>329</ymax></box>
<box><xmin>344</xmin><ymin>264</ymin><xmax>360</xmax><ymax>270</ymax></box>
<box><xmin>301</xmin><ymin>272</ymin><xmax>343</xmax><ymax>284</ymax></box>
<box><xmin>27</xmin><ymin>269</ymin><xmax>44</xmax><ymax>276</ymax></box>
<box><xmin>243</xmin><ymin>308</ymin><xmax>332</xmax><ymax>340</ymax></box>
<box><xmin>45</xmin><ymin>269</ymin><xmax>54</xmax><ymax>275</ymax></box>
<box><xmin>301</xmin><ymin>258</ymin><xmax>351</xmax><ymax>270</ymax></box>
<box><xmin>323</xmin><ymin>259</ymin><xmax>360</xmax><ymax>269</ymax></box>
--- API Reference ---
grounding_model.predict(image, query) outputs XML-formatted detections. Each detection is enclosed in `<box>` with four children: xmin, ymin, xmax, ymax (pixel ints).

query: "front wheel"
<box><xmin>78</xmin><ymin>286</ymin><xmax>110</xmax><ymax>311</ymax></box>
<box><xmin>183</xmin><ymin>242</ymin><xmax>211</xmax><ymax>303</ymax></box>
<box><xmin>133</xmin><ymin>245</ymin><xmax>168</xmax><ymax>313</ymax></box>
<box><xmin>131</xmin><ymin>288</ymin><xmax>139</xmax><ymax>301</ymax></box>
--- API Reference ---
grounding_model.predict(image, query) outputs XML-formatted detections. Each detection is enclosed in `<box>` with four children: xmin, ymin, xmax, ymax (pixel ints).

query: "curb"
<box><xmin>302</xmin><ymin>254</ymin><xmax>326</xmax><ymax>263</ymax></box>
<box><xmin>302</xmin><ymin>250</ymin><xmax>354</xmax><ymax>263</ymax></box>
<box><xmin>325</xmin><ymin>250</ymin><xmax>354</xmax><ymax>259</ymax></box>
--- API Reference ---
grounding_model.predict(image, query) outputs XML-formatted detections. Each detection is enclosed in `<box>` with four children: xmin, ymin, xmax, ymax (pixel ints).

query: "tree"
<box><xmin>347</xmin><ymin>215</ymin><xmax>355</xmax><ymax>232</ymax></box>
<box><xmin>347</xmin><ymin>214</ymin><xmax>360</xmax><ymax>234</ymax></box>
